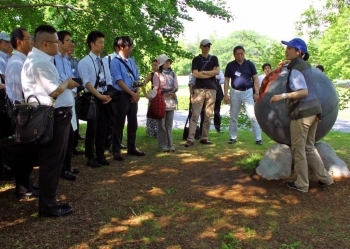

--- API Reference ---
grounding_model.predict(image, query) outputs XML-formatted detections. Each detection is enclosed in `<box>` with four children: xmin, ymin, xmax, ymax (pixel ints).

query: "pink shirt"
<box><xmin>153</xmin><ymin>70</ymin><xmax>178</xmax><ymax>91</ymax></box>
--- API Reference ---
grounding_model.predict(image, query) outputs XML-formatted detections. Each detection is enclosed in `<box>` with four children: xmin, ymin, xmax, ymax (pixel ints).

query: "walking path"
<box><xmin>137</xmin><ymin>98</ymin><xmax>350</xmax><ymax>132</ymax></box>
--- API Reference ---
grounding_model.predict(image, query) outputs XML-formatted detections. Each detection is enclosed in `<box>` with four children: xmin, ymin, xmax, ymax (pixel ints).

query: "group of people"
<box><xmin>0</xmin><ymin>23</ymin><xmax>333</xmax><ymax>218</ymax></box>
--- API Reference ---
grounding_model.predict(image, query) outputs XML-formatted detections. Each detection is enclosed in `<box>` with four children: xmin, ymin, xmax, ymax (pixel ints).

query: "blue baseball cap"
<box><xmin>281</xmin><ymin>38</ymin><xmax>308</xmax><ymax>54</ymax></box>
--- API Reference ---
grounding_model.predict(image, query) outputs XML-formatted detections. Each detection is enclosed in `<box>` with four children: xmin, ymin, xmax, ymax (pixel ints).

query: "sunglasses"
<box><xmin>202</xmin><ymin>45</ymin><xmax>211</xmax><ymax>48</ymax></box>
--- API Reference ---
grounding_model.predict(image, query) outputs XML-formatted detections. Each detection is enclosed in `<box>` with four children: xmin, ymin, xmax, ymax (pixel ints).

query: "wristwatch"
<box><xmin>282</xmin><ymin>93</ymin><xmax>287</xmax><ymax>99</ymax></box>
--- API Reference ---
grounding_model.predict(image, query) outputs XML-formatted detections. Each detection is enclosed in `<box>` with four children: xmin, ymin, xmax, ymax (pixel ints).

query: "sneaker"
<box><xmin>228</xmin><ymin>139</ymin><xmax>236</xmax><ymax>144</ymax></box>
<box><xmin>286</xmin><ymin>182</ymin><xmax>307</xmax><ymax>192</ymax></box>
<box><xmin>256</xmin><ymin>140</ymin><xmax>263</xmax><ymax>145</ymax></box>
<box><xmin>318</xmin><ymin>180</ymin><xmax>333</xmax><ymax>188</ymax></box>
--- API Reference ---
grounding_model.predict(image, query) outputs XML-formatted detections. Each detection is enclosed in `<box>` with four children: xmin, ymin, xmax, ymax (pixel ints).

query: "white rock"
<box><xmin>256</xmin><ymin>144</ymin><xmax>292</xmax><ymax>180</ymax></box>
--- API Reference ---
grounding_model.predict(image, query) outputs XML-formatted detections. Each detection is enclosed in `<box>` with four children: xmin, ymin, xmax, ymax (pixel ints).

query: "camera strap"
<box><xmin>116</xmin><ymin>57</ymin><xmax>137</xmax><ymax>82</ymax></box>
<box><xmin>89</xmin><ymin>55</ymin><xmax>104</xmax><ymax>89</ymax></box>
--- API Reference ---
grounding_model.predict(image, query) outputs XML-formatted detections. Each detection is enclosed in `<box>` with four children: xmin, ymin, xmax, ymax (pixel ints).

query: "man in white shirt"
<box><xmin>4</xmin><ymin>27</ymin><xmax>38</xmax><ymax>198</ymax></box>
<box><xmin>21</xmin><ymin>24</ymin><xmax>78</xmax><ymax>217</ymax></box>
<box><xmin>78</xmin><ymin>30</ymin><xmax>112</xmax><ymax>167</ymax></box>
<box><xmin>258</xmin><ymin>63</ymin><xmax>271</xmax><ymax>87</ymax></box>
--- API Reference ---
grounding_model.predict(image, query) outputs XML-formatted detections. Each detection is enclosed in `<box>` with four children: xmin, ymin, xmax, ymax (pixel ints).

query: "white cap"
<box><xmin>0</xmin><ymin>32</ymin><xmax>10</xmax><ymax>42</ymax></box>
<box><xmin>200</xmin><ymin>39</ymin><xmax>212</xmax><ymax>46</ymax></box>
<box><xmin>156</xmin><ymin>54</ymin><xmax>172</xmax><ymax>68</ymax></box>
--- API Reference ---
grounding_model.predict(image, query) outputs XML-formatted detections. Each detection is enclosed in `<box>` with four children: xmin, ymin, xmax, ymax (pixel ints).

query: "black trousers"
<box><xmin>85</xmin><ymin>99</ymin><xmax>109</xmax><ymax>160</ymax></box>
<box><xmin>38</xmin><ymin>107</ymin><xmax>71</xmax><ymax>213</ymax></box>
<box><xmin>199</xmin><ymin>93</ymin><xmax>222</xmax><ymax>131</ymax></box>
<box><xmin>0</xmin><ymin>112</ymin><xmax>13</xmax><ymax>177</ymax></box>
<box><xmin>112</xmin><ymin>92</ymin><xmax>138</xmax><ymax>153</ymax></box>
<box><xmin>62</xmin><ymin>125</ymin><xmax>75</xmax><ymax>172</ymax></box>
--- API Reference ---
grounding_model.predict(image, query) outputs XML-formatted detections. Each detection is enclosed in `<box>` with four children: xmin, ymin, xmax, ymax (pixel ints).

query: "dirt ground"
<box><xmin>1</xmin><ymin>133</ymin><xmax>350</xmax><ymax>249</ymax></box>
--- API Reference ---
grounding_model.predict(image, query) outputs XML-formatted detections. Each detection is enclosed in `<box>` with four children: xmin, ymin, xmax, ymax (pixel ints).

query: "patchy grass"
<box><xmin>0</xmin><ymin>127</ymin><xmax>350</xmax><ymax>249</ymax></box>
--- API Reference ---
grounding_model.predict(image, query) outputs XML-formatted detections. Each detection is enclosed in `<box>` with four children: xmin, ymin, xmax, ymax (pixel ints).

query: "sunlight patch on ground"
<box><xmin>0</xmin><ymin>183</ymin><xmax>14</xmax><ymax>192</ymax></box>
<box><xmin>281</xmin><ymin>195</ymin><xmax>300</xmax><ymax>205</ymax></box>
<box><xmin>0</xmin><ymin>218</ymin><xmax>25</xmax><ymax>228</ymax></box>
<box><xmin>96</xmin><ymin>179</ymin><xmax>117</xmax><ymax>185</ymax></box>
<box><xmin>99</xmin><ymin>225</ymin><xmax>129</xmax><ymax>235</ymax></box>
<box><xmin>122</xmin><ymin>169</ymin><xmax>146</xmax><ymax>177</ymax></box>
<box><xmin>120</xmin><ymin>212</ymin><xmax>155</xmax><ymax>226</ymax></box>
<box><xmin>147</xmin><ymin>187</ymin><xmax>166</xmax><ymax>196</ymax></box>
<box><xmin>159</xmin><ymin>168</ymin><xmax>180</xmax><ymax>173</ymax></box>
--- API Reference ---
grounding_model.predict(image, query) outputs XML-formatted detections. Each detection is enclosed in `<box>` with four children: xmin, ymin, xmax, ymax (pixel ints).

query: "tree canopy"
<box><xmin>0</xmin><ymin>0</ymin><xmax>232</xmax><ymax>75</ymax></box>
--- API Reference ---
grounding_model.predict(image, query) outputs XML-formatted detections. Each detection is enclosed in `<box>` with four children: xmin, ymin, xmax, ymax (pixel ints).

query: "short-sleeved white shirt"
<box><xmin>21</xmin><ymin>47</ymin><xmax>74</xmax><ymax>108</ymax></box>
<box><xmin>78</xmin><ymin>52</ymin><xmax>112</xmax><ymax>93</ymax></box>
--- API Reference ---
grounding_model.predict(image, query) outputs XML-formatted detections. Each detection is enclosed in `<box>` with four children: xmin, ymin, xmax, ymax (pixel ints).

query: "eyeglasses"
<box><xmin>202</xmin><ymin>45</ymin><xmax>211</xmax><ymax>48</ymax></box>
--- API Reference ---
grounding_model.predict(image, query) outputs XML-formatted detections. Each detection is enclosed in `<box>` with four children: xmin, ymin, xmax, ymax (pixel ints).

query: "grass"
<box><xmin>1</xmin><ymin>127</ymin><xmax>350</xmax><ymax>248</ymax></box>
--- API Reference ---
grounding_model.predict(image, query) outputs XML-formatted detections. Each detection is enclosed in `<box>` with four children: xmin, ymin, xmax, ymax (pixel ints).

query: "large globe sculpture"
<box><xmin>255</xmin><ymin>66</ymin><xmax>339</xmax><ymax>146</ymax></box>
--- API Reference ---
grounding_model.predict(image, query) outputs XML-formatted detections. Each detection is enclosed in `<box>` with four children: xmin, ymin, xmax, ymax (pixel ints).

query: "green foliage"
<box><xmin>0</xmin><ymin>0</ymin><xmax>232</xmax><ymax>75</ymax></box>
<box><xmin>238</xmin><ymin>153</ymin><xmax>262</xmax><ymax>175</ymax></box>
<box><xmin>220</xmin><ymin>232</ymin><xmax>240</xmax><ymax>249</ymax></box>
<box><xmin>221</xmin><ymin>108</ymin><xmax>250</xmax><ymax>130</ymax></box>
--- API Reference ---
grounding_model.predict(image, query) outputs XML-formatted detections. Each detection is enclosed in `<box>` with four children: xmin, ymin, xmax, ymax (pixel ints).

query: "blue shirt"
<box><xmin>224</xmin><ymin>59</ymin><xmax>257</xmax><ymax>89</ymax></box>
<box><xmin>68</xmin><ymin>56</ymin><xmax>79</xmax><ymax>78</ymax></box>
<box><xmin>110</xmin><ymin>54</ymin><xmax>139</xmax><ymax>91</ymax></box>
<box><xmin>54</xmin><ymin>52</ymin><xmax>74</xmax><ymax>83</ymax></box>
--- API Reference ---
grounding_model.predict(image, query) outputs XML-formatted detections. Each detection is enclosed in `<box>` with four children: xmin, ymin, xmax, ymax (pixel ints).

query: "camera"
<box><xmin>132</xmin><ymin>80</ymin><xmax>143</xmax><ymax>87</ymax></box>
<box><xmin>98</xmin><ymin>81</ymin><xmax>106</xmax><ymax>87</ymax></box>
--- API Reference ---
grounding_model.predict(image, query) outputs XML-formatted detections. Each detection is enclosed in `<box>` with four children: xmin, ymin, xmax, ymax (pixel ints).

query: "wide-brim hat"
<box><xmin>157</xmin><ymin>54</ymin><xmax>172</xmax><ymax>68</ymax></box>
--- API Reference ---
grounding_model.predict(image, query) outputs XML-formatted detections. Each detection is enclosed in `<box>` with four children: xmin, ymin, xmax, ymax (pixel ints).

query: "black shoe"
<box><xmin>318</xmin><ymin>180</ymin><xmax>333</xmax><ymax>188</ymax></box>
<box><xmin>16</xmin><ymin>190</ymin><xmax>39</xmax><ymax>200</ymax></box>
<box><xmin>215</xmin><ymin>127</ymin><xmax>224</xmax><ymax>133</ymax></box>
<box><xmin>256</xmin><ymin>140</ymin><xmax>263</xmax><ymax>145</ymax></box>
<box><xmin>39</xmin><ymin>207</ymin><xmax>73</xmax><ymax>217</ymax></box>
<box><xmin>228</xmin><ymin>139</ymin><xmax>236</xmax><ymax>144</ymax></box>
<box><xmin>113</xmin><ymin>152</ymin><xmax>125</xmax><ymax>161</ymax></box>
<box><xmin>72</xmin><ymin>149</ymin><xmax>84</xmax><ymax>155</ymax></box>
<box><xmin>286</xmin><ymin>182</ymin><xmax>307</xmax><ymax>192</ymax></box>
<box><xmin>97</xmin><ymin>158</ymin><xmax>110</xmax><ymax>166</ymax></box>
<box><xmin>70</xmin><ymin>168</ymin><xmax>80</xmax><ymax>174</ymax></box>
<box><xmin>120</xmin><ymin>144</ymin><xmax>127</xmax><ymax>150</ymax></box>
<box><xmin>31</xmin><ymin>183</ymin><xmax>39</xmax><ymax>190</ymax></box>
<box><xmin>86</xmin><ymin>158</ymin><xmax>101</xmax><ymax>168</ymax></box>
<box><xmin>61</xmin><ymin>171</ymin><xmax>77</xmax><ymax>181</ymax></box>
<box><xmin>127</xmin><ymin>150</ymin><xmax>146</xmax><ymax>156</ymax></box>
<box><xmin>58</xmin><ymin>202</ymin><xmax>72</xmax><ymax>209</ymax></box>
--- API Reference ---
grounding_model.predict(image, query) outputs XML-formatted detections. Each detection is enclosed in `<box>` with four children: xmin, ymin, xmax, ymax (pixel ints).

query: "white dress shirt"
<box><xmin>78</xmin><ymin>52</ymin><xmax>112</xmax><ymax>93</ymax></box>
<box><xmin>5</xmin><ymin>51</ymin><xmax>26</xmax><ymax>103</ymax></box>
<box><xmin>21</xmin><ymin>47</ymin><xmax>74</xmax><ymax>108</ymax></box>
<box><xmin>0</xmin><ymin>50</ymin><xmax>9</xmax><ymax>75</ymax></box>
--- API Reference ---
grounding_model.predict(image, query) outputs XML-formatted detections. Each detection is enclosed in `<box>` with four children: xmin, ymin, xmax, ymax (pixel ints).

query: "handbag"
<box><xmin>12</xmin><ymin>95</ymin><xmax>54</xmax><ymax>144</ymax></box>
<box><xmin>147</xmin><ymin>89</ymin><xmax>165</xmax><ymax>120</ymax></box>
<box><xmin>163</xmin><ymin>94</ymin><xmax>176</xmax><ymax>111</ymax></box>
<box><xmin>182</xmin><ymin>101</ymin><xmax>201</xmax><ymax>140</ymax></box>
<box><xmin>75</xmin><ymin>92</ymin><xmax>97</xmax><ymax>121</ymax></box>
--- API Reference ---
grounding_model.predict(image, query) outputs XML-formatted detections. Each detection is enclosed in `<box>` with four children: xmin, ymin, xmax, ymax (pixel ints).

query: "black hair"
<box><xmin>34</xmin><ymin>24</ymin><xmax>56</xmax><ymax>37</ymax></box>
<box><xmin>33</xmin><ymin>24</ymin><xmax>57</xmax><ymax>45</ymax></box>
<box><xmin>316</xmin><ymin>64</ymin><xmax>324</xmax><ymax>72</ymax></box>
<box><xmin>262</xmin><ymin>63</ymin><xmax>271</xmax><ymax>70</ymax></box>
<box><xmin>114</xmin><ymin>36</ymin><xmax>133</xmax><ymax>49</ymax></box>
<box><xmin>152</xmin><ymin>59</ymin><xmax>158</xmax><ymax>63</ymax></box>
<box><xmin>159</xmin><ymin>63</ymin><xmax>173</xmax><ymax>73</ymax></box>
<box><xmin>291</xmin><ymin>47</ymin><xmax>310</xmax><ymax>61</ymax></box>
<box><xmin>233</xmin><ymin>45</ymin><xmax>245</xmax><ymax>54</ymax></box>
<box><xmin>10</xmin><ymin>27</ymin><xmax>27</xmax><ymax>49</ymax></box>
<box><xmin>86</xmin><ymin>30</ymin><xmax>105</xmax><ymax>49</ymax></box>
<box><xmin>57</xmin><ymin>30</ymin><xmax>72</xmax><ymax>43</ymax></box>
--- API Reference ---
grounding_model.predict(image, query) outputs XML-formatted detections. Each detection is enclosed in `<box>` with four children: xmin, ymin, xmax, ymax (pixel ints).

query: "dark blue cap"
<box><xmin>281</xmin><ymin>38</ymin><xmax>308</xmax><ymax>54</ymax></box>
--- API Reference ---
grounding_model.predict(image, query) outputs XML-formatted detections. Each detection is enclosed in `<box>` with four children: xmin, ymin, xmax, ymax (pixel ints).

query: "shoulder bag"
<box><xmin>147</xmin><ymin>89</ymin><xmax>165</xmax><ymax>120</ymax></box>
<box><xmin>12</xmin><ymin>95</ymin><xmax>54</xmax><ymax>144</ymax></box>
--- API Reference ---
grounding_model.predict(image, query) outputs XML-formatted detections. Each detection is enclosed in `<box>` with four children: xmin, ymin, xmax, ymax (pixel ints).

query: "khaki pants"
<box><xmin>291</xmin><ymin>115</ymin><xmax>333</xmax><ymax>192</ymax></box>
<box><xmin>187</xmin><ymin>88</ymin><xmax>216</xmax><ymax>142</ymax></box>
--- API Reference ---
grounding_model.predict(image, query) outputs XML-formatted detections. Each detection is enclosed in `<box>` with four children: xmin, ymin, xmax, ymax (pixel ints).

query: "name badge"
<box><xmin>235</xmin><ymin>71</ymin><xmax>241</xmax><ymax>77</ymax></box>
